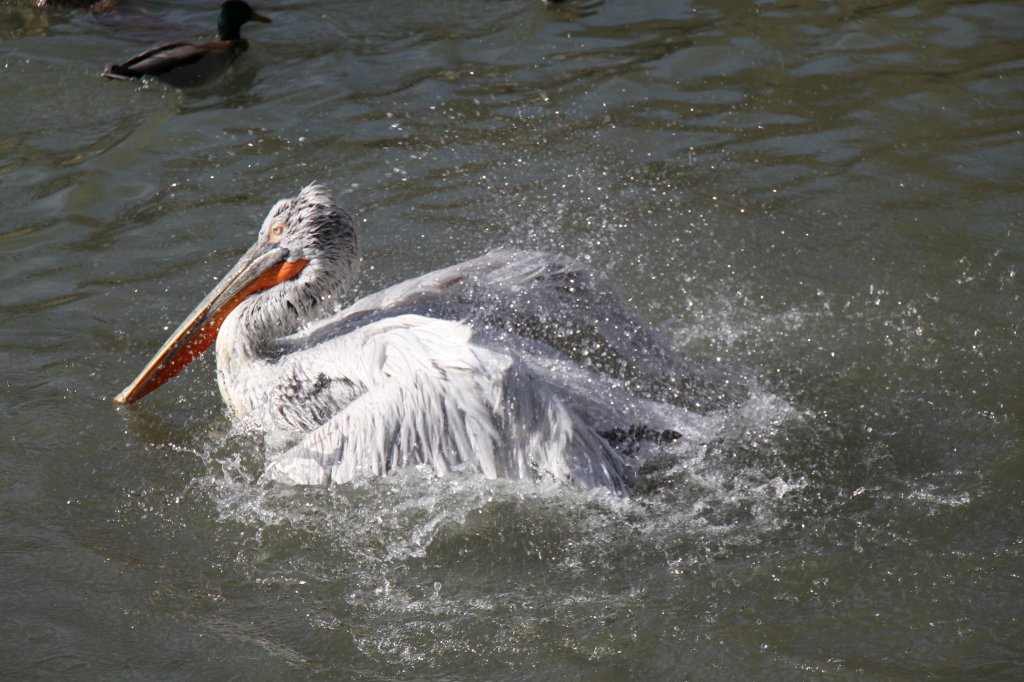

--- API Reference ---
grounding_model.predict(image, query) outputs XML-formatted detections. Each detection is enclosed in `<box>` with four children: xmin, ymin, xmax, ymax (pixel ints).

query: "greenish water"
<box><xmin>2</xmin><ymin>0</ymin><xmax>1022</xmax><ymax>679</ymax></box>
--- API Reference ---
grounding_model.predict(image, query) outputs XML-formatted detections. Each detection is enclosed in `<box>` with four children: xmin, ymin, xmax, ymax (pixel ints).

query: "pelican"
<box><xmin>102</xmin><ymin>1</ymin><xmax>270</xmax><ymax>87</ymax></box>
<box><xmin>114</xmin><ymin>184</ymin><xmax>734</xmax><ymax>492</ymax></box>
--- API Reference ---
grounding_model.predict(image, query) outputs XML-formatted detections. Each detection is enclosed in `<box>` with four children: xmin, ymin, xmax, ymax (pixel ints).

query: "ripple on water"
<box><xmin>167</xmin><ymin>373</ymin><xmax>812</xmax><ymax>670</ymax></box>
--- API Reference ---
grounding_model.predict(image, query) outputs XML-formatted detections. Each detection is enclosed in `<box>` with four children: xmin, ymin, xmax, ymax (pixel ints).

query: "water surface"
<box><xmin>1</xmin><ymin>0</ymin><xmax>1022</xmax><ymax>679</ymax></box>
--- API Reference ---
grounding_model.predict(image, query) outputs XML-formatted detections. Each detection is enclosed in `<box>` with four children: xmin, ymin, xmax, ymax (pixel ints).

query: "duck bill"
<box><xmin>113</xmin><ymin>244</ymin><xmax>307</xmax><ymax>404</ymax></box>
<box><xmin>252</xmin><ymin>11</ymin><xmax>271</xmax><ymax>23</ymax></box>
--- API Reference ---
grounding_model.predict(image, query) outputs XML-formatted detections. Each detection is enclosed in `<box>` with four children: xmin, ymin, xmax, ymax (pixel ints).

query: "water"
<box><xmin>2</xmin><ymin>0</ymin><xmax>1022</xmax><ymax>678</ymax></box>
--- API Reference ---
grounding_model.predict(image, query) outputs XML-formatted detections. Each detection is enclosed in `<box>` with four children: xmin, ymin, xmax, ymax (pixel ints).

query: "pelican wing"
<box><xmin>262</xmin><ymin>315</ymin><xmax>628</xmax><ymax>491</ymax></box>
<box><xmin>339</xmin><ymin>249</ymin><xmax>625</xmax><ymax>327</ymax></box>
<box><xmin>296</xmin><ymin>249</ymin><xmax>737</xmax><ymax>412</ymax></box>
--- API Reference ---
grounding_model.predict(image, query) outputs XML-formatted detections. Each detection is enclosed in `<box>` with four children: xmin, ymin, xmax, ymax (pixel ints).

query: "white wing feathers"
<box><xmin>322</xmin><ymin>250</ymin><xmax>732</xmax><ymax>413</ymax></box>
<box><xmin>262</xmin><ymin>315</ymin><xmax>628</xmax><ymax>492</ymax></box>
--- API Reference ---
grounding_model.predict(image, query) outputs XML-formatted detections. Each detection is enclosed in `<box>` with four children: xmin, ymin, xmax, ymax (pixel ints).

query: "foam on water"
<box><xmin>172</xmin><ymin>361</ymin><xmax>811</xmax><ymax>668</ymax></box>
<box><xmin>145</xmin><ymin>213</ymin><xmax>832</xmax><ymax>669</ymax></box>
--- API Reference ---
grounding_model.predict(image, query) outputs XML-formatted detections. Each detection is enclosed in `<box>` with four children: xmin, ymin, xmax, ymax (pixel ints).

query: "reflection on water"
<box><xmin>1</xmin><ymin>0</ymin><xmax>1022</xmax><ymax>678</ymax></box>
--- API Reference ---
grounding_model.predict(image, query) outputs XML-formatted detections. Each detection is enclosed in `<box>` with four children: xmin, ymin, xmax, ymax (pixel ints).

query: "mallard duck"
<box><xmin>102</xmin><ymin>0</ymin><xmax>270</xmax><ymax>87</ymax></box>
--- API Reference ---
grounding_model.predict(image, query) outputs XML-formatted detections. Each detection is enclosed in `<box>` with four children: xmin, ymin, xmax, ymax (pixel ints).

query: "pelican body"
<box><xmin>102</xmin><ymin>1</ymin><xmax>270</xmax><ymax>87</ymax></box>
<box><xmin>114</xmin><ymin>185</ymin><xmax>733</xmax><ymax>492</ymax></box>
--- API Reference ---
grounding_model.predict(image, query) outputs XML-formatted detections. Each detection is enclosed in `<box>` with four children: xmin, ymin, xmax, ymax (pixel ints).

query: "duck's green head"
<box><xmin>217</xmin><ymin>0</ymin><xmax>271</xmax><ymax>42</ymax></box>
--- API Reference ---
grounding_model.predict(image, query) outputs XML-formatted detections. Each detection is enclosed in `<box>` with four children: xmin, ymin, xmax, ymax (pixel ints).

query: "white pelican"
<box><xmin>114</xmin><ymin>184</ymin><xmax>734</xmax><ymax>492</ymax></box>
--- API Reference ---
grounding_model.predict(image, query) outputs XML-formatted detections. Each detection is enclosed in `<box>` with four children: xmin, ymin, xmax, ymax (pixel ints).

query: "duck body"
<box><xmin>103</xmin><ymin>40</ymin><xmax>246</xmax><ymax>86</ymax></box>
<box><xmin>102</xmin><ymin>0</ymin><xmax>269</xmax><ymax>86</ymax></box>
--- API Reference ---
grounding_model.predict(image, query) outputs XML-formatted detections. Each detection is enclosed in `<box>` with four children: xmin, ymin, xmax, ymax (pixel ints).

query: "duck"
<box><xmin>102</xmin><ymin>0</ymin><xmax>270</xmax><ymax>87</ymax></box>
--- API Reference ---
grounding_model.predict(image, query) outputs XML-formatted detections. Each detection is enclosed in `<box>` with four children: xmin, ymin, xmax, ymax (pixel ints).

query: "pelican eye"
<box><xmin>268</xmin><ymin>221</ymin><xmax>287</xmax><ymax>241</ymax></box>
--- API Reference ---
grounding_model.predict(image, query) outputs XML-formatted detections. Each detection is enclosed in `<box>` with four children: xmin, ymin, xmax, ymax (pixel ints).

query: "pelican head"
<box><xmin>114</xmin><ymin>184</ymin><xmax>358</xmax><ymax>404</ymax></box>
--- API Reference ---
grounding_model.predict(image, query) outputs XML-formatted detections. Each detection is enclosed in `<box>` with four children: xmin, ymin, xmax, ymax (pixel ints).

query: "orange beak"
<box><xmin>113</xmin><ymin>243</ymin><xmax>307</xmax><ymax>404</ymax></box>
